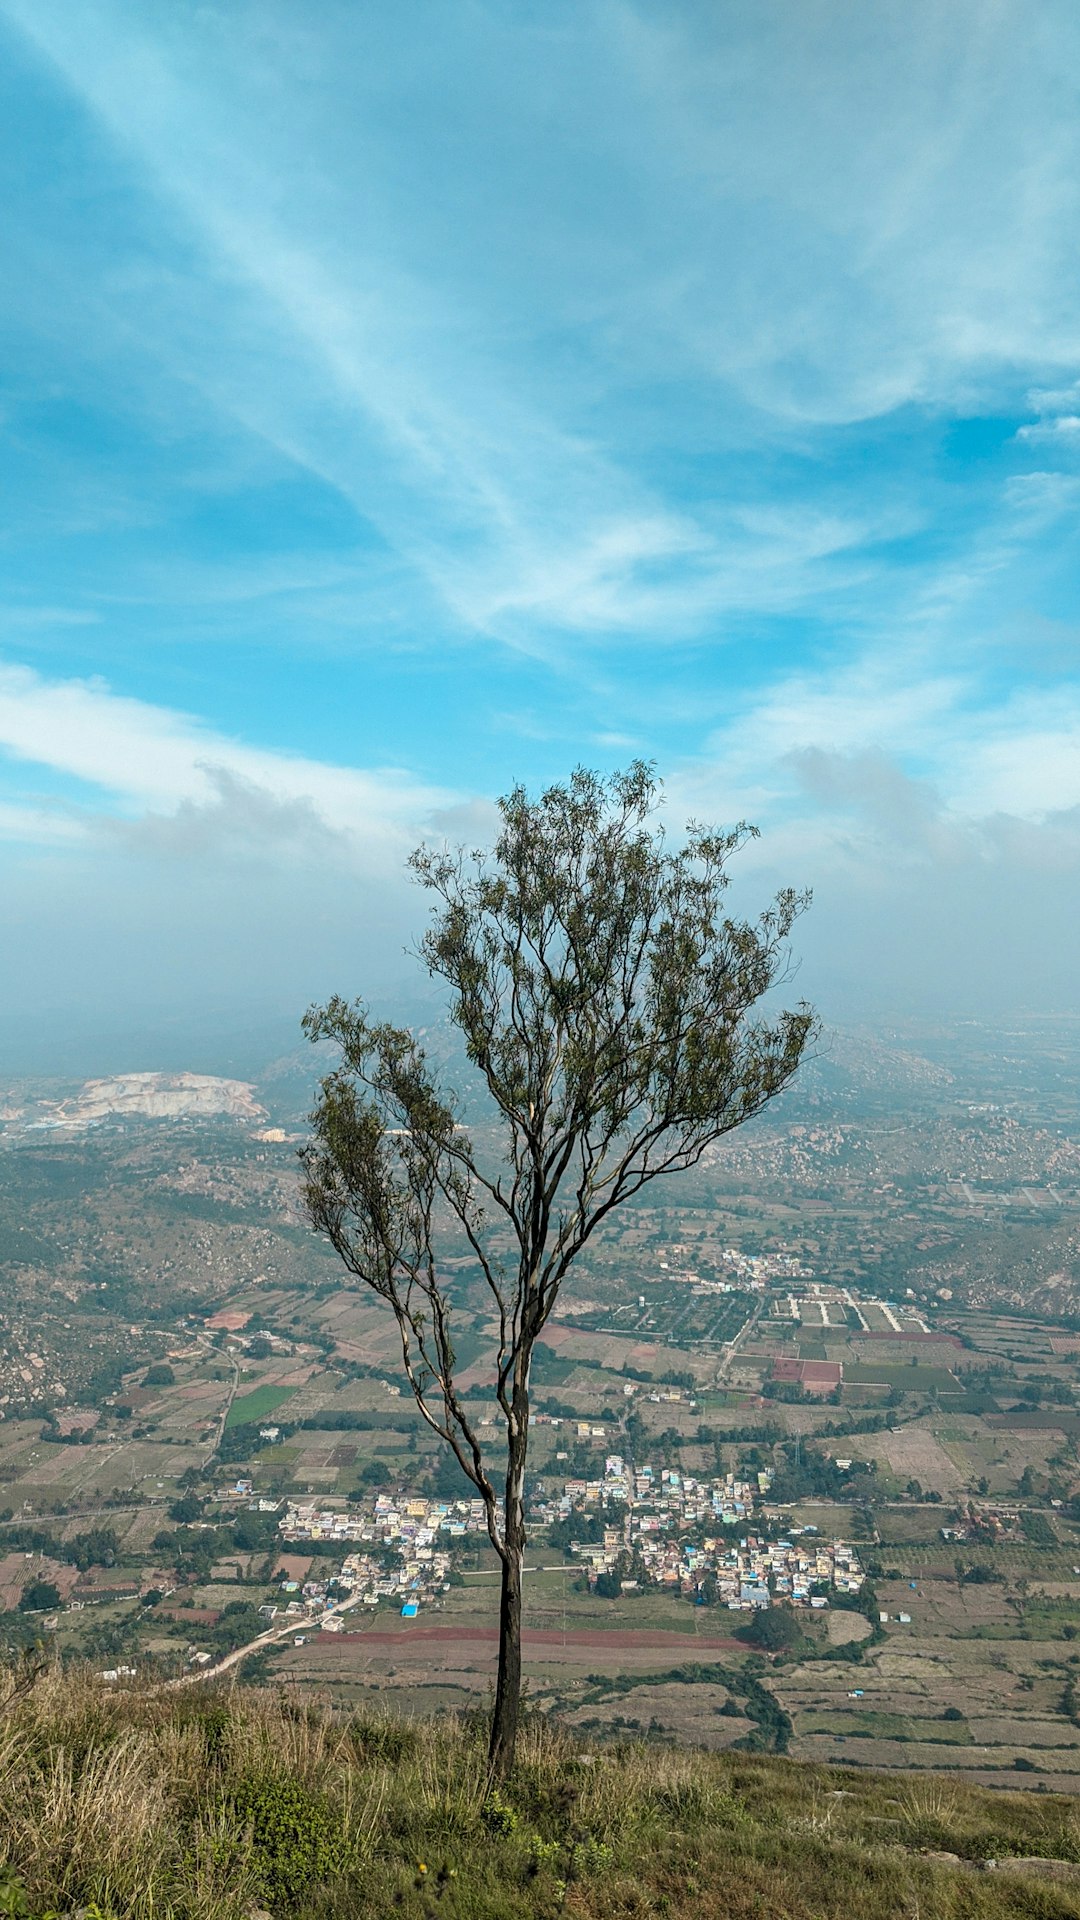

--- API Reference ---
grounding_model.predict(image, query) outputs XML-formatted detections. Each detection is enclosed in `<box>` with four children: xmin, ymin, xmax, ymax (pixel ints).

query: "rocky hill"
<box><xmin>3</xmin><ymin>1071</ymin><xmax>266</xmax><ymax>1134</ymax></box>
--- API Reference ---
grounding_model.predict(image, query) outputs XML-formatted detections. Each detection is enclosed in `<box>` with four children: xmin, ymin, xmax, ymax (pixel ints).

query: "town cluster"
<box><xmin>276</xmin><ymin>1457</ymin><xmax>864</xmax><ymax>1617</ymax></box>
<box><xmin>714</xmin><ymin>1248</ymin><xmax>810</xmax><ymax>1288</ymax></box>
<box><xmin>535</xmin><ymin>1455</ymin><xmax>865</xmax><ymax>1609</ymax></box>
<box><xmin>278</xmin><ymin>1492</ymin><xmax>491</xmax><ymax>1613</ymax></box>
<box><xmin>532</xmin><ymin>1452</ymin><xmax>767</xmax><ymax>1533</ymax></box>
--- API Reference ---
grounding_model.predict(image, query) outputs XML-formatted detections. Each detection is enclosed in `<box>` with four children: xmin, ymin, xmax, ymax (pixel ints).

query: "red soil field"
<box><xmin>329</xmin><ymin>1625</ymin><xmax>742</xmax><ymax>1652</ymax></box>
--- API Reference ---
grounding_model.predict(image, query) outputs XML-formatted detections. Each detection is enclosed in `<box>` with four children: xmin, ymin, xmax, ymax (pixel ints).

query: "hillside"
<box><xmin>3</xmin><ymin>1667</ymin><xmax>1080</xmax><ymax>1918</ymax></box>
<box><xmin>2</xmin><ymin>1073</ymin><xmax>267</xmax><ymax>1135</ymax></box>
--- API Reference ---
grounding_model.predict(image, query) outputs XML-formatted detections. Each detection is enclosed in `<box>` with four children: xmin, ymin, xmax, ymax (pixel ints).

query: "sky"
<box><xmin>1</xmin><ymin>0</ymin><xmax>1080</xmax><ymax>1067</ymax></box>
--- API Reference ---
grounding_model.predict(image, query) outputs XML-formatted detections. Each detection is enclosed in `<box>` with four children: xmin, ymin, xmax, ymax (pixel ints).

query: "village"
<box><xmin>275</xmin><ymin>1458</ymin><xmax>865</xmax><ymax>1619</ymax></box>
<box><xmin>276</xmin><ymin>1489</ymin><xmax>488</xmax><ymax>1617</ymax></box>
<box><xmin>533</xmin><ymin>1455</ymin><xmax>865</xmax><ymax>1606</ymax></box>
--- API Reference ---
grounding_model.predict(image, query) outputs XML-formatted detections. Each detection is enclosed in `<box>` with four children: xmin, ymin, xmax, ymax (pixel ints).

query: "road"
<box><xmin>164</xmin><ymin>1586</ymin><xmax>371</xmax><ymax>1688</ymax></box>
<box><xmin>196</xmin><ymin>1335</ymin><xmax>242</xmax><ymax>1467</ymax></box>
<box><xmin>715</xmin><ymin>1293</ymin><xmax>765</xmax><ymax>1384</ymax></box>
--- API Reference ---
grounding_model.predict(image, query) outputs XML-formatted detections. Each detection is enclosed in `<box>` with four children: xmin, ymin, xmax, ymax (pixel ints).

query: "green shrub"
<box><xmin>525</xmin><ymin>1834</ymin><xmax>561</xmax><ymax>1873</ymax></box>
<box><xmin>196</xmin><ymin>1702</ymin><xmax>232</xmax><ymax>1765</ymax></box>
<box><xmin>227</xmin><ymin>1772</ymin><xmax>354</xmax><ymax>1911</ymax></box>
<box><xmin>481</xmin><ymin>1791</ymin><xmax>519</xmax><ymax>1836</ymax></box>
<box><xmin>349</xmin><ymin>1716</ymin><xmax>417</xmax><ymax>1764</ymax></box>
<box><xmin>569</xmin><ymin>1836</ymin><xmax>613</xmax><ymax>1878</ymax></box>
<box><xmin>0</xmin><ymin>1872</ymin><xmax>36</xmax><ymax>1918</ymax></box>
<box><xmin>0</xmin><ymin>1871</ymin><xmax>116</xmax><ymax>1920</ymax></box>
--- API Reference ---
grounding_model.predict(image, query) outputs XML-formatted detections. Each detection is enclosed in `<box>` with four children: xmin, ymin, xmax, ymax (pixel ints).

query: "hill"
<box><xmin>3</xmin><ymin>1666</ymin><xmax>1080</xmax><ymax>1918</ymax></box>
<box><xmin>2</xmin><ymin>1072</ymin><xmax>266</xmax><ymax>1135</ymax></box>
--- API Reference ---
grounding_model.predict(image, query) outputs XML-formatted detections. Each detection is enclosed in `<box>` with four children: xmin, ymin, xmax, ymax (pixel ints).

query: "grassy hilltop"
<box><xmin>4</xmin><ymin>1668</ymin><xmax>1080</xmax><ymax>1918</ymax></box>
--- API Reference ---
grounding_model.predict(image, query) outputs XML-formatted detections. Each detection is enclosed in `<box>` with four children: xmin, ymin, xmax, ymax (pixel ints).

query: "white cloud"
<box><xmin>1017</xmin><ymin>415</ymin><xmax>1080</xmax><ymax>442</ymax></box>
<box><xmin>668</xmin><ymin>724</ymin><xmax>1080</xmax><ymax>1019</ymax></box>
<box><xmin>0</xmin><ymin>800</ymin><xmax>86</xmax><ymax>845</ymax></box>
<box><xmin>668</xmin><ymin>647</ymin><xmax>1080</xmax><ymax>865</ymax></box>
<box><xmin>0</xmin><ymin>661</ymin><xmax>458</xmax><ymax>1031</ymax></box>
<box><xmin>0</xmin><ymin>659</ymin><xmax>456</xmax><ymax>862</ymax></box>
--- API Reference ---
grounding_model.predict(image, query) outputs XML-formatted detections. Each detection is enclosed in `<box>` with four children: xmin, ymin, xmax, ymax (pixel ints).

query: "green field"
<box><xmin>843</xmin><ymin>1364</ymin><xmax>961</xmax><ymax>1391</ymax></box>
<box><xmin>225</xmin><ymin>1384</ymin><xmax>298</xmax><ymax>1428</ymax></box>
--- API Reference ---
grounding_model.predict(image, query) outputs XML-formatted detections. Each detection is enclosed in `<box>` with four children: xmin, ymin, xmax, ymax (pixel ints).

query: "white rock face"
<box><xmin>30</xmin><ymin>1072</ymin><xmax>267</xmax><ymax>1129</ymax></box>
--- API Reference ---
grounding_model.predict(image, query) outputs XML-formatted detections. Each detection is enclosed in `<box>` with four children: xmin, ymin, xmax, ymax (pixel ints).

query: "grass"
<box><xmin>5</xmin><ymin>1664</ymin><xmax>1080</xmax><ymax>1917</ymax></box>
<box><xmin>843</xmin><ymin>1366</ymin><xmax>962</xmax><ymax>1391</ymax></box>
<box><xmin>224</xmin><ymin>1385</ymin><xmax>298</xmax><ymax>1430</ymax></box>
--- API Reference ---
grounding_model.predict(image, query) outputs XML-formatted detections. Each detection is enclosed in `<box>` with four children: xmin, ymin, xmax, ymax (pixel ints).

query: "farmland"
<box><xmin>225</xmin><ymin>1384</ymin><xmax>298</xmax><ymax>1428</ymax></box>
<box><xmin>3</xmin><ymin>1263</ymin><xmax>1080</xmax><ymax>1782</ymax></box>
<box><xmin>1</xmin><ymin>1014</ymin><xmax>1080</xmax><ymax>1780</ymax></box>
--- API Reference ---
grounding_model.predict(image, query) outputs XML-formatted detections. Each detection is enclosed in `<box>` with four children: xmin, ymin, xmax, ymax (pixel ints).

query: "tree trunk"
<box><xmin>489</xmin><ymin>1436</ymin><xmax>527</xmax><ymax>1776</ymax></box>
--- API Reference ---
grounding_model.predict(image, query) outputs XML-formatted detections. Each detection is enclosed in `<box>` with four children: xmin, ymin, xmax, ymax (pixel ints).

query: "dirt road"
<box><xmin>165</xmin><ymin>1590</ymin><xmax>369</xmax><ymax>1687</ymax></box>
<box><xmin>716</xmin><ymin>1294</ymin><xmax>764</xmax><ymax>1383</ymax></box>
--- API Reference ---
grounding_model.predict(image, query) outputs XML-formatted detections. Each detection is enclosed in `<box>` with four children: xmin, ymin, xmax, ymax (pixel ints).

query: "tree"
<box><xmin>736</xmin><ymin>1606</ymin><xmax>807</xmax><ymax>1652</ymax></box>
<box><xmin>301</xmin><ymin>763</ymin><xmax>813</xmax><ymax>1773</ymax></box>
<box><xmin>19</xmin><ymin>1580</ymin><xmax>60</xmax><ymax>1613</ymax></box>
<box><xmin>360</xmin><ymin>1459</ymin><xmax>392</xmax><ymax>1487</ymax></box>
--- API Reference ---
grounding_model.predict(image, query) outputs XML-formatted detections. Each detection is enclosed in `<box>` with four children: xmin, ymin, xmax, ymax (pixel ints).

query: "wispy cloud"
<box><xmin>8</xmin><ymin>0</ymin><xmax>1075</xmax><ymax>649</ymax></box>
<box><xmin>1017</xmin><ymin>415</ymin><xmax>1080</xmax><ymax>443</ymax></box>
<box><xmin>610</xmin><ymin>1</ymin><xmax>1080</xmax><ymax>422</ymax></box>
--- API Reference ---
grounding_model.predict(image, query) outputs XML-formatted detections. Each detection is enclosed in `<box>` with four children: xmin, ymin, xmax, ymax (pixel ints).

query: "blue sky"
<box><xmin>2</xmin><ymin>0</ymin><xmax>1080</xmax><ymax>1052</ymax></box>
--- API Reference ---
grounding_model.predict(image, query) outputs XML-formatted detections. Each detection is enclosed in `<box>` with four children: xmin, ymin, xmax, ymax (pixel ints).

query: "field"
<box><xmin>843</xmin><ymin>1364</ymin><xmax>963</xmax><ymax>1392</ymax></box>
<box><xmin>4</xmin><ymin>1287</ymin><xmax>1080</xmax><ymax>1782</ymax></box>
<box><xmin>225</xmin><ymin>1383</ymin><xmax>299</xmax><ymax>1428</ymax></box>
<box><xmin>1</xmin><ymin>1059</ymin><xmax>1080</xmax><ymax>1788</ymax></box>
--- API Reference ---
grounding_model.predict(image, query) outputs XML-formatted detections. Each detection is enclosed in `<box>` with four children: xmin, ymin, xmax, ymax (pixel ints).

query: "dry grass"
<box><xmin>2</xmin><ymin>1661</ymin><xmax>1080</xmax><ymax>1917</ymax></box>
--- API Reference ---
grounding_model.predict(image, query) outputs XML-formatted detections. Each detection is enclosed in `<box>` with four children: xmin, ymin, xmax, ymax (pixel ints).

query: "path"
<box><xmin>195</xmin><ymin>1334</ymin><xmax>242</xmax><ymax>1467</ymax></box>
<box><xmin>715</xmin><ymin>1294</ymin><xmax>765</xmax><ymax>1384</ymax></box>
<box><xmin>163</xmin><ymin>1588</ymin><xmax>369</xmax><ymax>1688</ymax></box>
